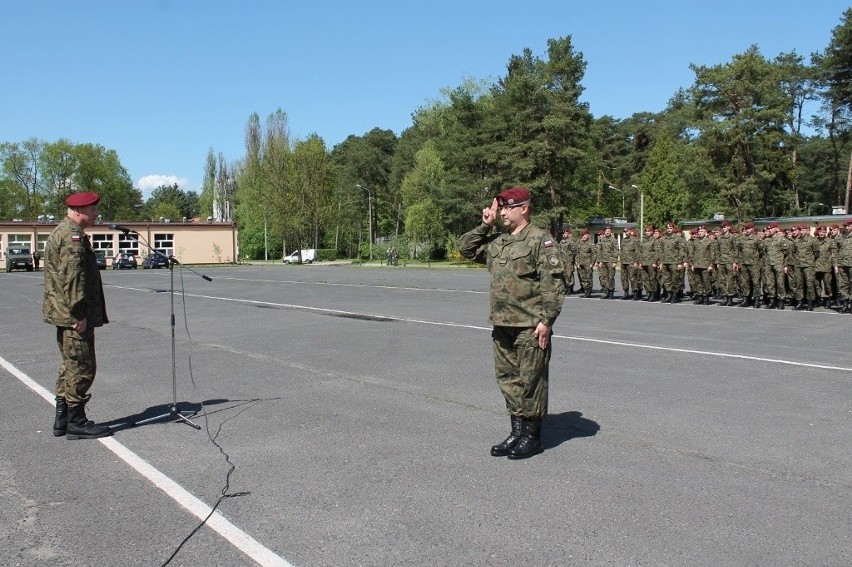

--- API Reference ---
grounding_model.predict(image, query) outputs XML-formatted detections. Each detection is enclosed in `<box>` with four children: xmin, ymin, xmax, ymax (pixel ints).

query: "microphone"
<box><xmin>108</xmin><ymin>223</ymin><xmax>137</xmax><ymax>234</ymax></box>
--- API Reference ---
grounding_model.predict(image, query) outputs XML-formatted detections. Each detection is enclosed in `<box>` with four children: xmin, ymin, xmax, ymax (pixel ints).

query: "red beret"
<box><xmin>844</xmin><ymin>220</ymin><xmax>852</xmax><ymax>226</ymax></box>
<box><xmin>496</xmin><ymin>187</ymin><xmax>530</xmax><ymax>206</ymax></box>
<box><xmin>65</xmin><ymin>192</ymin><xmax>100</xmax><ymax>208</ymax></box>
<box><xmin>720</xmin><ymin>220</ymin><xmax>730</xmax><ymax>227</ymax></box>
<box><xmin>768</xmin><ymin>222</ymin><xmax>778</xmax><ymax>229</ymax></box>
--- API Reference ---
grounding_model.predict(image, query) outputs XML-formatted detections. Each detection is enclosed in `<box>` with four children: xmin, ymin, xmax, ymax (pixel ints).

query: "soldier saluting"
<box><xmin>459</xmin><ymin>187</ymin><xmax>565</xmax><ymax>459</ymax></box>
<box><xmin>43</xmin><ymin>192</ymin><xmax>112</xmax><ymax>440</ymax></box>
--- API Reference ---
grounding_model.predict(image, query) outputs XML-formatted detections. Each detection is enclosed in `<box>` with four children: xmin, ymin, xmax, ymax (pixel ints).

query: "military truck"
<box><xmin>6</xmin><ymin>247</ymin><xmax>34</xmax><ymax>272</ymax></box>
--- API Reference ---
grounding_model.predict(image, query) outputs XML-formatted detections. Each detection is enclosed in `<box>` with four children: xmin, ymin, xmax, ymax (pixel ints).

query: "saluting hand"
<box><xmin>482</xmin><ymin>199</ymin><xmax>498</xmax><ymax>227</ymax></box>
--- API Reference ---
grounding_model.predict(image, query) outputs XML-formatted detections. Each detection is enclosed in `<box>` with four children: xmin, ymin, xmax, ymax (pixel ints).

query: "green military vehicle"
<box><xmin>6</xmin><ymin>247</ymin><xmax>34</xmax><ymax>272</ymax></box>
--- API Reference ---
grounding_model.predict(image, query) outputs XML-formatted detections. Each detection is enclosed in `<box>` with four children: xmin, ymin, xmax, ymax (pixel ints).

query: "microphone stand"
<box><xmin>114</xmin><ymin>228</ymin><xmax>210</xmax><ymax>430</ymax></box>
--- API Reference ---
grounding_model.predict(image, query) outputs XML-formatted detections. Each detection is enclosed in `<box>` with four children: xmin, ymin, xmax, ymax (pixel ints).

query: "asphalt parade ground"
<box><xmin>1</xmin><ymin>263</ymin><xmax>850</xmax><ymax>567</ymax></box>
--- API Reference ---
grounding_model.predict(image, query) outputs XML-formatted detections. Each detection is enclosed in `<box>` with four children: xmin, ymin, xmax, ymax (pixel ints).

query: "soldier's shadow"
<box><xmin>542</xmin><ymin>411</ymin><xmax>600</xmax><ymax>449</ymax></box>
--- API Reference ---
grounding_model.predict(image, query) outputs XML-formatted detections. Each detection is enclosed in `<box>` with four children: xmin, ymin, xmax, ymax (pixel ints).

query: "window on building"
<box><xmin>91</xmin><ymin>233</ymin><xmax>114</xmax><ymax>257</ymax></box>
<box><xmin>154</xmin><ymin>233</ymin><xmax>174</xmax><ymax>257</ymax></box>
<box><xmin>117</xmin><ymin>233</ymin><xmax>139</xmax><ymax>256</ymax></box>
<box><xmin>7</xmin><ymin>234</ymin><xmax>32</xmax><ymax>248</ymax></box>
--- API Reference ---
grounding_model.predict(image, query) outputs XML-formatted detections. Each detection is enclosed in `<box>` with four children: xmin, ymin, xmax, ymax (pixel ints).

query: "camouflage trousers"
<box><xmin>598</xmin><ymin>263</ymin><xmax>616</xmax><ymax>292</ymax></box>
<box><xmin>640</xmin><ymin>265</ymin><xmax>658</xmax><ymax>294</ymax></box>
<box><xmin>691</xmin><ymin>268</ymin><xmax>713</xmax><ymax>296</ymax></box>
<box><xmin>792</xmin><ymin>266</ymin><xmax>816</xmax><ymax>301</ymax></box>
<box><xmin>564</xmin><ymin>265</ymin><xmax>576</xmax><ymax>291</ymax></box>
<box><xmin>55</xmin><ymin>327</ymin><xmax>97</xmax><ymax>405</ymax></box>
<box><xmin>717</xmin><ymin>263</ymin><xmax>737</xmax><ymax>297</ymax></box>
<box><xmin>660</xmin><ymin>264</ymin><xmax>684</xmax><ymax>293</ymax></box>
<box><xmin>815</xmin><ymin>270</ymin><xmax>834</xmax><ymax>299</ymax></box>
<box><xmin>836</xmin><ymin>266</ymin><xmax>852</xmax><ymax>300</ymax></box>
<box><xmin>492</xmin><ymin>326</ymin><xmax>550</xmax><ymax>418</ymax></box>
<box><xmin>620</xmin><ymin>263</ymin><xmax>639</xmax><ymax>294</ymax></box>
<box><xmin>577</xmin><ymin>265</ymin><xmax>594</xmax><ymax>293</ymax></box>
<box><xmin>738</xmin><ymin>264</ymin><xmax>761</xmax><ymax>299</ymax></box>
<box><xmin>763</xmin><ymin>265</ymin><xmax>787</xmax><ymax>300</ymax></box>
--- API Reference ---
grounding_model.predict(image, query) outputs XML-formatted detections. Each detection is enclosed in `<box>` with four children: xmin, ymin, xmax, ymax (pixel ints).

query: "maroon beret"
<box><xmin>768</xmin><ymin>222</ymin><xmax>778</xmax><ymax>229</ymax></box>
<box><xmin>720</xmin><ymin>220</ymin><xmax>730</xmax><ymax>227</ymax></box>
<box><xmin>844</xmin><ymin>220</ymin><xmax>852</xmax><ymax>226</ymax></box>
<box><xmin>496</xmin><ymin>187</ymin><xmax>530</xmax><ymax>206</ymax></box>
<box><xmin>65</xmin><ymin>192</ymin><xmax>100</xmax><ymax>208</ymax></box>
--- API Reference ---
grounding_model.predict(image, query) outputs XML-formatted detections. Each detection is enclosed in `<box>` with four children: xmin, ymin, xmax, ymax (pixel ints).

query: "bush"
<box><xmin>316</xmin><ymin>248</ymin><xmax>337</xmax><ymax>261</ymax></box>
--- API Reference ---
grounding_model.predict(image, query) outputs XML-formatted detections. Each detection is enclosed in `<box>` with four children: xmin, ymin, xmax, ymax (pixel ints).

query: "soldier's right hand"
<box><xmin>482</xmin><ymin>199</ymin><xmax>498</xmax><ymax>227</ymax></box>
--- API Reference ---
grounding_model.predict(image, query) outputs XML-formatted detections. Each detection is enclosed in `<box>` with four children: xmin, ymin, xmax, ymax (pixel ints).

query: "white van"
<box><xmin>283</xmin><ymin>249</ymin><xmax>316</xmax><ymax>264</ymax></box>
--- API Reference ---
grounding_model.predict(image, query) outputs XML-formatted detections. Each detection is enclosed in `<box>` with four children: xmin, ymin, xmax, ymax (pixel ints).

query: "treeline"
<box><xmin>3</xmin><ymin>9</ymin><xmax>851</xmax><ymax>261</ymax></box>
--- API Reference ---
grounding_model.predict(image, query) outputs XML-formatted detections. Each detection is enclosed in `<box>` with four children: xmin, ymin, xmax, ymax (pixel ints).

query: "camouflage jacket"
<box><xmin>717</xmin><ymin>232</ymin><xmax>737</xmax><ymax>264</ymax></box>
<box><xmin>791</xmin><ymin>235</ymin><xmax>819</xmax><ymax>268</ymax></box>
<box><xmin>764</xmin><ymin>235</ymin><xmax>791</xmax><ymax>268</ymax></box>
<box><xmin>736</xmin><ymin>234</ymin><xmax>763</xmax><ymax>265</ymax></box>
<box><xmin>42</xmin><ymin>217</ymin><xmax>108</xmax><ymax>328</ymax></box>
<box><xmin>459</xmin><ymin>223</ymin><xmax>564</xmax><ymax>327</ymax></box>
<box><xmin>596</xmin><ymin>235</ymin><xmax>619</xmax><ymax>263</ymax></box>
<box><xmin>620</xmin><ymin>236</ymin><xmax>640</xmax><ymax>264</ymax></box>
<box><xmin>688</xmin><ymin>237</ymin><xmax>717</xmax><ymax>268</ymax></box>
<box><xmin>660</xmin><ymin>234</ymin><xmax>685</xmax><ymax>264</ymax></box>
<box><xmin>836</xmin><ymin>233</ymin><xmax>852</xmax><ymax>267</ymax></box>
<box><xmin>559</xmin><ymin>239</ymin><xmax>577</xmax><ymax>267</ymax></box>
<box><xmin>575</xmin><ymin>240</ymin><xmax>596</xmax><ymax>266</ymax></box>
<box><xmin>814</xmin><ymin>238</ymin><xmax>835</xmax><ymax>272</ymax></box>
<box><xmin>639</xmin><ymin>237</ymin><xmax>661</xmax><ymax>265</ymax></box>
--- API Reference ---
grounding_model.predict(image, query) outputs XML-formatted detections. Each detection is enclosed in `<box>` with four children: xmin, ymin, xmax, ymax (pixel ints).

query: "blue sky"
<box><xmin>1</xmin><ymin>1</ymin><xmax>845</xmax><ymax>198</ymax></box>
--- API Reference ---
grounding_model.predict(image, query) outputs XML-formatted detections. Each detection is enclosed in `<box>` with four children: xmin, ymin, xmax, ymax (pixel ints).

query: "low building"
<box><xmin>0</xmin><ymin>220</ymin><xmax>238</xmax><ymax>265</ymax></box>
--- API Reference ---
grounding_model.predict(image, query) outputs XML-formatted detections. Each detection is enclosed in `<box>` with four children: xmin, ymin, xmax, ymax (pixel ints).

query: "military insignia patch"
<box><xmin>549</xmin><ymin>256</ymin><xmax>559</xmax><ymax>266</ymax></box>
<box><xmin>544</xmin><ymin>239</ymin><xmax>554</xmax><ymax>248</ymax></box>
<box><xmin>71</xmin><ymin>235</ymin><xmax>81</xmax><ymax>242</ymax></box>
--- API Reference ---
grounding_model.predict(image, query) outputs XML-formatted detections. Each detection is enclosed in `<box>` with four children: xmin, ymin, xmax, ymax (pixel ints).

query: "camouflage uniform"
<box><xmin>716</xmin><ymin>228</ymin><xmax>738</xmax><ymax>303</ymax></box>
<box><xmin>559</xmin><ymin>235</ymin><xmax>577</xmax><ymax>293</ymax></box>
<box><xmin>459</xmin><ymin>222</ymin><xmax>564</xmax><ymax>419</ymax></box>
<box><xmin>735</xmin><ymin>229</ymin><xmax>763</xmax><ymax>306</ymax></box>
<box><xmin>815</xmin><ymin>234</ymin><xmax>835</xmax><ymax>306</ymax></box>
<box><xmin>660</xmin><ymin>229</ymin><xmax>686</xmax><ymax>301</ymax></box>
<box><xmin>619</xmin><ymin>231</ymin><xmax>641</xmax><ymax>299</ymax></box>
<box><xmin>596</xmin><ymin>232</ymin><xmax>619</xmax><ymax>298</ymax></box>
<box><xmin>688</xmin><ymin>231</ymin><xmax>717</xmax><ymax>301</ymax></box>
<box><xmin>638</xmin><ymin>230</ymin><xmax>661</xmax><ymax>300</ymax></box>
<box><xmin>834</xmin><ymin>225</ymin><xmax>852</xmax><ymax>312</ymax></box>
<box><xmin>763</xmin><ymin>232</ymin><xmax>791</xmax><ymax>308</ymax></box>
<box><xmin>791</xmin><ymin>232</ymin><xmax>819</xmax><ymax>307</ymax></box>
<box><xmin>575</xmin><ymin>235</ymin><xmax>596</xmax><ymax>297</ymax></box>
<box><xmin>43</xmin><ymin>217</ymin><xmax>108</xmax><ymax>405</ymax></box>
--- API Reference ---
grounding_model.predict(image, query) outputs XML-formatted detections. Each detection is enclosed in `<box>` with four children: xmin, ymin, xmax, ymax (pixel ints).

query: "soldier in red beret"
<box><xmin>459</xmin><ymin>187</ymin><xmax>565</xmax><ymax>459</ymax></box>
<box><xmin>42</xmin><ymin>192</ymin><xmax>112</xmax><ymax>439</ymax></box>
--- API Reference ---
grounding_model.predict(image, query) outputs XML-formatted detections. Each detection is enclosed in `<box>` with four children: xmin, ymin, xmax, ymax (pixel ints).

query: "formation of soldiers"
<box><xmin>558</xmin><ymin>219</ymin><xmax>852</xmax><ymax>312</ymax></box>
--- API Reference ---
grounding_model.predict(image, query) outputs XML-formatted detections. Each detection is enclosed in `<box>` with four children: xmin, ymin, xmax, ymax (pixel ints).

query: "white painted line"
<box><xmin>0</xmin><ymin>355</ymin><xmax>292</xmax><ymax>567</ymax></box>
<box><xmin>143</xmin><ymin>291</ymin><xmax>852</xmax><ymax>375</ymax></box>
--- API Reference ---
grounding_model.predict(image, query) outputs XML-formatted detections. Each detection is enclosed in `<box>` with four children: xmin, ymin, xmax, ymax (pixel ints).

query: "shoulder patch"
<box><xmin>544</xmin><ymin>239</ymin><xmax>554</xmax><ymax>248</ymax></box>
<box><xmin>71</xmin><ymin>235</ymin><xmax>81</xmax><ymax>242</ymax></box>
<box><xmin>549</xmin><ymin>256</ymin><xmax>559</xmax><ymax>266</ymax></box>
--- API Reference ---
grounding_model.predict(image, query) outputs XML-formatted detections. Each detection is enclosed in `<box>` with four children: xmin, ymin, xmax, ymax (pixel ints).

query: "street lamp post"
<box><xmin>356</xmin><ymin>184</ymin><xmax>373</xmax><ymax>260</ymax></box>
<box><xmin>607</xmin><ymin>185</ymin><xmax>625</xmax><ymax>218</ymax></box>
<box><xmin>807</xmin><ymin>202</ymin><xmax>825</xmax><ymax>216</ymax></box>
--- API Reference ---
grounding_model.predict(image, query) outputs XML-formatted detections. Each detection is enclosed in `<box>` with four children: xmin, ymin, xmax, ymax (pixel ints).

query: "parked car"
<box><xmin>112</xmin><ymin>252</ymin><xmax>138</xmax><ymax>269</ymax></box>
<box><xmin>142</xmin><ymin>251</ymin><xmax>170</xmax><ymax>269</ymax></box>
<box><xmin>283</xmin><ymin>249</ymin><xmax>316</xmax><ymax>264</ymax></box>
<box><xmin>94</xmin><ymin>251</ymin><xmax>107</xmax><ymax>270</ymax></box>
<box><xmin>5</xmin><ymin>247</ymin><xmax>33</xmax><ymax>272</ymax></box>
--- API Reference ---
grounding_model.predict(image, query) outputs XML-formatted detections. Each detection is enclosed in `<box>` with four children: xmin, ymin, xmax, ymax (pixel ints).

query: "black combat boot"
<box><xmin>795</xmin><ymin>300</ymin><xmax>807</xmax><ymax>310</ymax></box>
<box><xmin>633</xmin><ymin>290</ymin><xmax>641</xmax><ymax>301</ymax></box>
<box><xmin>845</xmin><ymin>300</ymin><xmax>851</xmax><ymax>313</ymax></box>
<box><xmin>753</xmin><ymin>296</ymin><xmax>762</xmax><ymax>308</ymax></box>
<box><xmin>807</xmin><ymin>300</ymin><xmax>814</xmax><ymax>311</ymax></box>
<box><xmin>66</xmin><ymin>404</ymin><xmax>112</xmax><ymax>440</ymax></box>
<box><xmin>703</xmin><ymin>295</ymin><xmax>712</xmax><ymax>305</ymax></box>
<box><xmin>693</xmin><ymin>295</ymin><xmax>704</xmax><ymax>305</ymax></box>
<box><xmin>507</xmin><ymin>418</ymin><xmax>543</xmax><ymax>460</ymax></box>
<box><xmin>620</xmin><ymin>291</ymin><xmax>631</xmax><ymax>300</ymax></box>
<box><xmin>584</xmin><ymin>289</ymin><xmax>591</xmax><ymax>298</ymax></box>
<box><xmin>765</xmin><ymin>298</ymin><xmax>776</xmax><ymax>309</ymax></box>
<box><xmin>53</xmin><ymin>397</ymin><xmax>68</xmax><ymax>437</ymax></box>
<box><xmin>491</xmin><ymin>415</ymin><xmax>523</xmax><ymax>457</ymax></box>
<box><xmin>777</xmin><ymin>297</ymin><xmax>785</xmax><ymax>310</ymax></box>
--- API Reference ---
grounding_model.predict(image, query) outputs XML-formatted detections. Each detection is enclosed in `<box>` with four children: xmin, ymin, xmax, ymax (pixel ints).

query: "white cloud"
<box><xmin>137</xmin><ymin>174</ymin><xmax>190</xmax><ymax>198</ymax></box>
